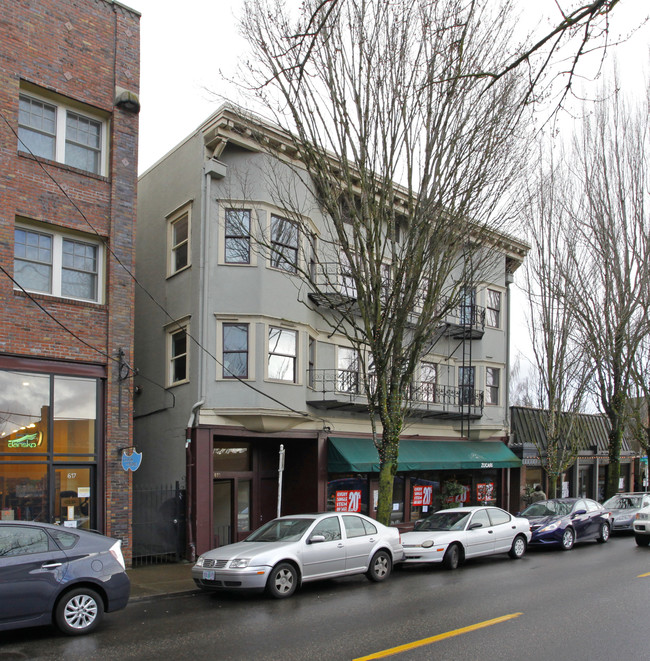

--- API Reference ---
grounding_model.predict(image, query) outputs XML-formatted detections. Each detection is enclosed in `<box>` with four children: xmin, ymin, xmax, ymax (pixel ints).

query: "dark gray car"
<box><xmin>0</xmin><ymin>521</ymin><xmax>130</xmax><ymax>635</ymax></box>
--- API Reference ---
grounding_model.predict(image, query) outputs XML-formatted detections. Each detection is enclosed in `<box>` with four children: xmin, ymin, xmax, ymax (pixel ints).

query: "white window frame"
<box><xmin>486</xmin><ymin>366</ymin><xmax>500</xmax><ymax>406</ymax></box>
<box><xmin>18</xmin><ymin>88</ymin><xmax>108</xmax><ymax>176</ymax></box>
<box><xmin>266</xmin><ymin>325</ymin><xmax>299</xmax><ymax>383</ymax></box>
<box><xmin>337</xmin><ymin>346</ymin><xmax>360</xmax><ymax>394</ymax></box>
<box><xmin>269</xmin><ymin>214</ymin><xmax>299</xmax><ymax>274</ymax></box>
<box><xmin>166</xmin><ymin>319</ymin><xmax>190</xmax><ymax>387</ymax></box>
<box><xmin>419</xmin><ymin>362</ymin><xmax>438</xmax><ymax>403</ymax></box>
<box><xmin>224</xmin><ymin>208</ymin><xmax>252</xmax><ymax>265</ymax></box>
<box><xmin>215</xmin><ymin>317</ymin><xmax>257</xmax><ymax>381</ymax></box>
<box><xmin>14</xmin><ymin>222</ymin><xmax>104</xmax><ymax>304</ymax></box>
<box><xmin>167</xmin><ymin>203</ymin><xmax>192</xmax><ymax>277</ymax></box>
<box><xmin>486</xmin><ymin>288</ymin><xmax>502</xmax><ymax>329</ymax></box>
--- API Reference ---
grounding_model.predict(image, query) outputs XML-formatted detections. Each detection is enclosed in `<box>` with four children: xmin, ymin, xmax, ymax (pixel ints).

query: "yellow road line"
<box><xmin>638</xmin><ymin>572</ymin><xmax>650</xmax><ymax>578</ymax></box>
<box><xmin>353</xmin><ymin>612</ymin><xmax>523</xmax><ymax>661</ymax></box>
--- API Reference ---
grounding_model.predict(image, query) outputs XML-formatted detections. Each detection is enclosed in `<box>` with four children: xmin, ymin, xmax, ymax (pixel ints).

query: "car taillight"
<box><xmin>110</xmin><ymin>540</ymin><xmax>126</xmax><ymax>570</ymax></box>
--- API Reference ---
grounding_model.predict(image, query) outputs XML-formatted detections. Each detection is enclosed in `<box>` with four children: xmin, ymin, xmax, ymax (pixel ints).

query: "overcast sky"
<box><xmin>122</xmin><ymin>0</ymin><xmax>650</xmax><ymax>366</ymax></box>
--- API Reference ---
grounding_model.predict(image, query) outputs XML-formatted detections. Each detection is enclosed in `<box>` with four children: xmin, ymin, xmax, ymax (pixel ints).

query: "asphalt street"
<box><xmin>1</xmin><ymin>534</ymin><xmax>648</xmax><ymax>661</ymax></box>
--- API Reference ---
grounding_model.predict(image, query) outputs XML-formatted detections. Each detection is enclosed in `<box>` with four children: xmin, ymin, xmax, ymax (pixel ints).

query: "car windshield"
<box><xmin>245</xmin><ymin>518</ymin><xmax>314</xmax><ymax>542</ymax></box>
<box><xmin>414</xmin><ymin>511</ymin><xmax>472</xmax><ymax>532</ymax></box>
<box><xmin>603</xmin><ymin>495</ymin><xmax>642</xmax><ymax>509</ymax></box>
<box><xmin>521</xmin><ymin>501</ymin><xmax>573</xmax><ymax>517</ymax></box>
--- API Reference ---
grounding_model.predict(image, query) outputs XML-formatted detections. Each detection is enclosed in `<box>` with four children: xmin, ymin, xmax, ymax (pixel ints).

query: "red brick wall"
<box><xmin>0</xmin><ymin>0</ymin><xmax>140</xmax><ymax>562</ymax></box>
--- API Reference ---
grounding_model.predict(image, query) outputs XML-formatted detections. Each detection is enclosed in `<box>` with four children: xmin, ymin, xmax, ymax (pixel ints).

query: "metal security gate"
<box><xmin>132</xmin><ymin>482</ymin><xmax>186</xmax><ymax>566</ymax></box>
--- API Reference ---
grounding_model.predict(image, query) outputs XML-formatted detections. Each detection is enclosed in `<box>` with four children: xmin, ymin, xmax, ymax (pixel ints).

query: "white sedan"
<box><xmin>401</xmin><ymin>506</ymin><xmax>531</xmax><ymax>569</ymax></box>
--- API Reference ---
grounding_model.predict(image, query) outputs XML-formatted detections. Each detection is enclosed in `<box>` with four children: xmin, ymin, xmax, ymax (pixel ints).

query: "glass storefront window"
<box><xmin>410</xmin><ymin>475</ymin><xmax>439</xmax><ymax>521</ymax></box>
<box><xmin>53</xmin><ymin>376</ymin><xmax>96</xmax><ymax>455</ymax></box>
<box><xmin>213</xmin><ymin>441</ymin><xmax>251</xmax><ymax>471</ymax></box>
<box><xmin>237</xmin><ymin>479</ymin><xmax>251</xmax><ymax>532</ymax></box>
<box><xmin>391</xmin><ymin>476</ymin><xmax>405</xmax><ymax>524</ymax></box>
<box><xmin>0</xmin><ymin>464</ymin><xmax>48</xmax><ymax>522</ymax></box>
<box><xmin>0</xmin><ymin>371</ymin><xmax>50</xmax><ymax>456</ymax></box>
<box><xmin>327</xmin><ymin>475</ymin><xmax>369</xmax><ymax>514</ymax></box>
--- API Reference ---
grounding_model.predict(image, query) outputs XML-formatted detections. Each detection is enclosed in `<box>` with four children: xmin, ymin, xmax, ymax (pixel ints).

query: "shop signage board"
<box><xmin>411</xmin><ymin>485</ymin><xmax>433</xmax><ymax>506</ymax></box>
<box><xmin>335</xmin><ymin>490</ymin><xmax>362</xmax><ymax>512</ymax></box>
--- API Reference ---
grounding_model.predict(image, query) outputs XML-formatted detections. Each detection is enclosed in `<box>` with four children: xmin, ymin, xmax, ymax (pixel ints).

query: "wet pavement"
<box><xmin>127</xmin><ymin>560</ymin><xmax>198</xmax><ymax>601</ymax></box>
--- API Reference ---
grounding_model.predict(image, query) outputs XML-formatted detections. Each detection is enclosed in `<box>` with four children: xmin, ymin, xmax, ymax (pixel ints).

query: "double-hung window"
<box><xmin>459</xmin><ymin>366</ymin><xmax>475</xmax><ymax>406</ymax></box>
<box><xmin>225</xmin><ymin>210</ymin><xmax>251</xmax><ymax>264</ymax></box>
<box><xmin>268</xmin><ymin>327</ymin><xmax>297</xmax><ymax>382</ymax></box>
<box><xmin>337</xmin><ymin>347</ymin><xmax>359</xmax><ymax>393</ymax></box>
<box><xmin>14</xmin><ymin>225</ymin><xmax>101</xmax><ymax>302</ymax></box>
<box><xmin>168</xmin><ymin>323</ymin><xmax>189</xmax><ymax>386</ymax></box>
<box><xmin>486</xmin><ymin>367</ymin><xmax>500</xmax><ymax>405</ymax></box>
<box><xmin>270</xmin><ymin>215</ymin><xmax>298</xmax><ymax>273</ymax></box>
<box><xmin>223</xmin><ymin>323</ymin><xmax>249</xmax><ymax>379</ymax></box>
<box><xmin>18</xmin><ymin>91</ymin><xmax>105</xmax><ymax>176</ymax></box>
<box><xmin>420</xmin><ymin>362</ymin><xmax>438</xmax><ymax>403</ymax></box>
<box><xmin>168</xmin><ymin>206</ymin><xmax>191</xmax><ymax>276</ymax></box>
<box><xmin>486</xmin><ymin>289</ymin><xmax>501</xmax><ymax>328</ymax></box>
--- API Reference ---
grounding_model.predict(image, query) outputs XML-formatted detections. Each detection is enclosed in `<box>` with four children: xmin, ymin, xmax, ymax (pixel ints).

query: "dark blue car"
<box><xmin>0</xmin><ymin>521</ymin><xmax>130</xmax><ymax>635</ymax></box>
<box><xmin>521</xmin><ymin>498</ymin><xmax>611</xmax><ymax>550</ymax></box>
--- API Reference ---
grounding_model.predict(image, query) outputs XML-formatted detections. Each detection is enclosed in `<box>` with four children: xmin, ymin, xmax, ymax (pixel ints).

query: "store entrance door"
<box><xmin>213</xmin><ymin>478</ymin><xmax>253</xmax><ymax>547</ymax></box>
<box><xmin>54</xmin><ymin>467</ymin><xmax>93</xmax><ymax>530</ymax></box>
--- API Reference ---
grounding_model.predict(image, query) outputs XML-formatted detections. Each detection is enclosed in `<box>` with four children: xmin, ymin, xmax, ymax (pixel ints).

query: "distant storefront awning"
<box><xmin>328</xmin><ymin>437</ymin><xmax>522</xmax><ymax>473</ymax></box>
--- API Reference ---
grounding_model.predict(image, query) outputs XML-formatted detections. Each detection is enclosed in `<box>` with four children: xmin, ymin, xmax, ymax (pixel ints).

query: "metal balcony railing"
<box><xmin>307</xmin><ymin>369</ymin><xmax>484</xmax><ymax>419</ymax></box>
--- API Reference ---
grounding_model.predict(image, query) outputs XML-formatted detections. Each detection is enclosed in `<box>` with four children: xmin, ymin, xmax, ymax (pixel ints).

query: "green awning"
<box><xmin>328</xmin><ymin>437</ymin><xmax>521</xmax><ymax>473</ymax></box>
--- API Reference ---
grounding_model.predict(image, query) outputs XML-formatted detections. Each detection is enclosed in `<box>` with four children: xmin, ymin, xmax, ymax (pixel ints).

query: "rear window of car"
<box><xmin>487</xmin><ymin>508</ymin><xmax>511</xmax><ymax>526</ymax></box>
<box><xmin>0</xmin><ymin>526</ymin><xmax>50</xmax><ymax>557</ymax></box>
<box><xmin>49</xmin><ymin>529</ymin><xmax>79</xmax><ymax>550</ymax></box>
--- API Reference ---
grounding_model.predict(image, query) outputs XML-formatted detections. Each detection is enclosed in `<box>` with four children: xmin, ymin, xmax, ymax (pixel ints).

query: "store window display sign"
<box><xmin>2</xmin><ymin>426</ymin><xmax>43</xmax><ymax>449</ymax></box>
<box><xmin>335</xmin><ymin>490</ymin><xmax>362</xmax><ymax>512</ymax></box>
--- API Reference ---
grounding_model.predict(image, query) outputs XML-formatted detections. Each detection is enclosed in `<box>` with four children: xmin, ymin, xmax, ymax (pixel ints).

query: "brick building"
<box><xmin>0</xmin><ymin>0</ymin><xmax>140</xmax><ymax>561</ymax></box>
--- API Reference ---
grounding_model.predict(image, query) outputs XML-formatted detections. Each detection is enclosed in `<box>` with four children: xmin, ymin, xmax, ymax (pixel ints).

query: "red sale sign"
<box><xmin>335</xmin><ymin>490</ymin><xmax>362</xmax><ymax>512</ymax></box>
<box><xmin>412</xmin><ymin>485</ymin><xmax>433</xmax><ymax>506</ymax></box>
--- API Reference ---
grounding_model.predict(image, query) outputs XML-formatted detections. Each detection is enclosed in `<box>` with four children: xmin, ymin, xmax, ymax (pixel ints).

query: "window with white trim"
<box><xmin>486</xmin><ymin>289</ymin><xmax>501</xmax><ymax>328</ymax></box>
<box><xmin>18</xmin><ymin>92</ymin><xmax>106</xmax><ymax>176</ymax></box>
<box><xmin>419</xmin><ymin>362</ymin><xmax>438</xmax><ymax>403</ymax></box>
<box><xmin>337</xmin><ymin>347</ymin><xmax>359</xmax><ymax>393</ymax></box>
<box><xmin>268</xmin><ymin>327</ymin><xmax>297</xmax><ymax>382</ymax></box>
<box><xmin>167</xmin><ymin>206</ymin><xmax>191</xmax><ymax>276</ymax></box>
<box><xmin>168</xmin><ymin>323</ymin><xmax>189</xmax><ymax>386</ymax></box>
<box><xmin>486</xmin><ymin>367</ymin><xmax>500</xmax><ymax>405</ymax></box>
<box><xmin>14</xmin><ymin>224</ymin><xmax>102</xmax><ymax>303</ymax></box>
<box><xmin>223</xmin><ymin>323</ymin><xmax>249</xmax><ymax>379</ymax></box>
<box><xmin>270</xmin><ymin>215</ymin><xmax>299</xmax><ymax>273</ymax></box>
<box><xmin>224</xmin><ymin>209</ymin><xmax>251</xmax><ymax>264</ymax></box>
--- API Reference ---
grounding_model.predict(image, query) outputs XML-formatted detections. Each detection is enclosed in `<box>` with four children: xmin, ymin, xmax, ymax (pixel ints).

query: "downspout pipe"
<box><xmin>186</xmin><ymin>399</ymin><xmax>204</xmax><ymax>562</ymax></box>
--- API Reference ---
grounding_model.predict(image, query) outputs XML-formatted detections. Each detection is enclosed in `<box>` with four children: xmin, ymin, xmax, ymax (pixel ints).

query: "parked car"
<box><xmin>633</xmin><ymin>501</ymin><xmax>650</xmax><ymax>546</ymax></box>
<box><xmin>0</xmin><ymin>521</ymin><xmax>130</xmax><ymax>635</ymax></box>
<box><xmin>603</xmin><ymin>492</ymin><xmax>650</xmax><ymax>532</ymax></box>
<box><xmin>521</xmin><ymin>498</ymin><xmax>611</xmax><ymax>550</ymax></box>
<box><xmin>400</xmin><ymin>506</ymin><xmax>531</xmax><ymax>570</ymax></box>
<box><xmin>192</xmin><ymin>512</ymin><xmax>404</xmax><ymax>599</ymax></box>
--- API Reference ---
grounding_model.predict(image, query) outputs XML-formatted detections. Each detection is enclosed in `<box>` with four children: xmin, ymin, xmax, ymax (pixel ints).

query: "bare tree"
<box><xmin>518</xmin><ymin>146</ymin><xmax>593</xmax><ymax>497</ymax></box>
<box><xmin>563</xmin><ymin>79</ymin><xmax>650</xmax><ymax>500</ymax></box>
<box><xmin>236</xmin><ymin>0</ymin><xmax>530</xmax><ymax>524</ymax></box>
<box><xmin>629</xmin><ymin>336</ymin><xmax>650</xmax><ymax>487</ymax></box>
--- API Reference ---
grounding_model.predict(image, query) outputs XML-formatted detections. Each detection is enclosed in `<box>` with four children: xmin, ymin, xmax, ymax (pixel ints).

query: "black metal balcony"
<box><xmin>306</xmin><ymin>370</ymin><xmax>484</xmax><ymax>419</ymax></box>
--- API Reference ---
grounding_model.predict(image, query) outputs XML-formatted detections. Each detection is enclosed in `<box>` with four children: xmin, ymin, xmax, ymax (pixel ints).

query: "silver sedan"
<box><xmin>401</xmin><ymin>506</ymin><xmax>531</xmax><ymax>569</ymax></box>
<box><xmin>192</xmin><ymin>512</ymin><xmax>404</xmax><ymax>598</ymax></box>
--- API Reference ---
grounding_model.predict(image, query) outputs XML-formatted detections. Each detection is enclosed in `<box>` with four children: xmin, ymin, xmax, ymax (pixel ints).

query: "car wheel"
<box><xmin>508</xmin><ymin>534</ymin><xmax>527</xmax><ymax>559</ymax></box>
<box><xmin>561</xmin><ymin>527</ymin><xmax>575</xmax><ymax>551</ymax></box>
<box><xmin>266</xmin><ymin>562</ymin><xmax>298</xmax><ymax>599</ymax></box>
<box><xmin>442</xmin><ymin>543</ymin><xmax>461</xmax><ymax>570</ymax></box>
<box><xmin>597</xmin><ymin>522</ymin><xmax>610</xmax><ymax>543</ymax></box>
<box><xmin>635</xmin><ymin>534</ymin><xmax>650</xmax><ymax>547</ymax></box>
<box><xmin>54</xmin><ymin>587</ymin><xmax>104</xmax><ymax>636</ymax></box>
<box><xmin>366</xmin><ymin>550</ymin><xmax>392</xmax><ymax>582</ymax></box>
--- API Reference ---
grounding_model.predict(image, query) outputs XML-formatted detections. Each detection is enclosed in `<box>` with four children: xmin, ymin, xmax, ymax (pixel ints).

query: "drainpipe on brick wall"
<box><xmin>186</xmin><ymin>399</ymin><xmax>204</xmax><ymax>562</ymax></box>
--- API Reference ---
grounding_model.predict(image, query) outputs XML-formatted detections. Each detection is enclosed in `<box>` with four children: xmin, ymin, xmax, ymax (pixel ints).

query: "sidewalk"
<box><xmin>127</xmin><ymin>561</ymin><xmax>199</xmax><ymax>601</ymax></box>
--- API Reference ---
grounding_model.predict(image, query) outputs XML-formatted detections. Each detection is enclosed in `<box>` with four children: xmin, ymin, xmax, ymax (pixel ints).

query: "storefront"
<box><xmin>326</xmin><ymin>437</ymin><xmax>521</xmax><ymax>528</ymax></box>
<box><xmin>0</xmin><ymin>360</ymin><xmax>104</xmax><ymax>530</ymax></box>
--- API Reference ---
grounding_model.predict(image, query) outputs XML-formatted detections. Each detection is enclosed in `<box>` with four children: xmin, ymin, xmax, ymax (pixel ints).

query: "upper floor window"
<box><xmin>18</xmin><ymin>92</ymin><xmax>106</xmax><ymax>176</ymax></box>
<box><xmin>14</xmin><ymin>224</ymin><xmax>101</xmax><ymax>303</ymax></box>
<box><xmin>167</xmin><ymin>205</ymin><xmax>191</xmax><ymax>276</ymax></box>
<box><xmin>459</xmin><ymin>287</ymin><xmax>476</xmax><ymax>325</ymax></box>
<box><xmin>268</xmin><ymin>327</ymin><xmax>297</xmax><ymax>382</ymax></box>
<box><xmin>223</xmin><ymin>323</ymin><xmax>249</xmax><ymax>379</ymax></box>
<box><xmin>225</xmin><ymin>209</ymin><xmax>251</xmax><ymax>264</ymax></box>
<box><xmin>308</xmin><ymin>336</ymin><xmax>316</xmax><ymax>389</ymax></box>
<box><xmin>270</xmin><ymin>215</ymin><xmax>298</xmax><ymax>273</ymax></box>
<box><xmin>486</xmin><ymin>289</ymin><xmax>501</xmax><ymax>328</ymax></box>
<box><xmin>337</xmin><ymin>347</ymin><xmax>359</xmax><ymax>393</ymax></box>
<box><xmin>168</xmin><ymin>323</ymin><xmax>189</xmax><ymax>386</ymax></box>
<box><xmin>459</xmin><ymin>365</ymin><xmax>475</xmax><ymax>406</ymax></box>
<box><xmin>486</xmin><ymin>367</ymin><xmax>500</xmax><ymax>405</ymax></box>
<box><xmin>419</xmin><ymin>362</ymin><xmax>437</xmax><ymax>403</ymax></box>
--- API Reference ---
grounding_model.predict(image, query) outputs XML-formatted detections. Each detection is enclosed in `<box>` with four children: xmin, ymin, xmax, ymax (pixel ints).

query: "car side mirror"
<box><xmin>468</xmin><ymin>522</ymin><xmax>483</xmax><ymax>530</ymax></box>
<box><xmin>572</xmin><ymin>509</ymin><xmax>587</xmax><ymax>517</ymax></box>
<box><xmin>309</xmin><ymin>534</ymin><xmax>326</xmax><ymax>544</ymax></box>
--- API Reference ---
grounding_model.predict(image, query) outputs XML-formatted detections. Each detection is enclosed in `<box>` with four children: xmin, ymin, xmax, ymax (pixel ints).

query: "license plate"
<box><xmin>202</xmin><ymin>570</ymin><xmax>215</xmax><ymax>580</ymax></box>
